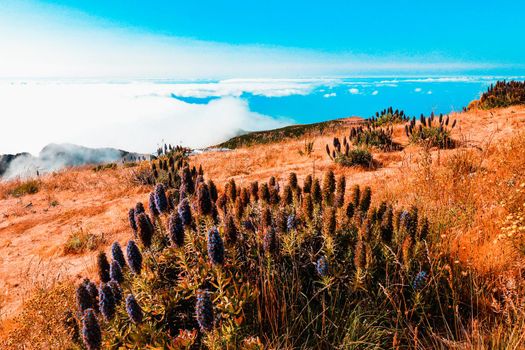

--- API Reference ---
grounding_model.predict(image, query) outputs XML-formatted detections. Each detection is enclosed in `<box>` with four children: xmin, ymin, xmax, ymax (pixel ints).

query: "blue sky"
<box><xmin>33</xmin><ymin>0</ymin><xmax>525</xmax><ymax>63</ymax></box>
<box><xmin>1</xmin><ymin>0</ymin><xmax>524</xmax><ymax>78</ymax></box>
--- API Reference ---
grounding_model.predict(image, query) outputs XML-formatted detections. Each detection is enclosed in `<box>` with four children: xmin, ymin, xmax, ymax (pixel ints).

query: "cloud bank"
<box><xmin>0</xmin><ymin>82</ymin><xmax>292</xmax><ymax>155</ymax></box>
<box><xmin>1</xmin><ymin>143</ymin><xmax>144</xmax><ymax>180</ymax></box>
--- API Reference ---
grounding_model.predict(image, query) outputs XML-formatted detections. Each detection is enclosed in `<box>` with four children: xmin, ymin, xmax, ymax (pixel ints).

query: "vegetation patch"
<box><xmin>123</xmin><ymin>162</ymin><xmax>138</xmax><ymax>168</ymax></box>
<box><xmin>92</xmin><ymin>163</ymin><xmax>117</xmax><ymax>172</ymax></box>
<box><xmin>50</xmin><ymin>160</ymin><xmax>525</xmax><ymax>350</ymax></box>
<box><xmin>369</xmin><ymin>106</ymin><xmax>410</xmax><ymax>126</ymax></box>
<box><xmin>405</xmin><ymin>113</ymin><xmax>457</xmax><ymax>149</ymax></box>
<box><xmin>350</xmin><ymin>125</ymin><xmax>400</xmax><ymax>151</ymax></box>
<box><xmin>334</xmin><ymin>148</ymin><xmax>374</xmax><ymax>167</ymax></box>
<box><xmin>7</xmin><ymin>179</ymin><xmax>40</xmax><ymax>197</ymax></box>
<box><xmin>217</xmin><ymin>118</ymin><xmax>348</xmax><ymax>149</ymax></box>
<box><xmin>63</xmin><ymin>227</ymin><xmax>105</xmax><ymax>255</ymax></box>
<box><xmin>473</xmin><ymin>80</ymin><xmax>525</xmax><ymax>110</ymax></box>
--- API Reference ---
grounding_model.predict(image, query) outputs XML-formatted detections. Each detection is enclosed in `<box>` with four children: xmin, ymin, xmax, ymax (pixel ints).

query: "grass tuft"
<box><xmin>63</xmin><ymin>227</ymin><xmax>105</xmax><ymax>255</ymax></box>
<box><xmin>7</xmin><ymin>179</ymin><xmax>40</xmax><ymax>197</ymax></box>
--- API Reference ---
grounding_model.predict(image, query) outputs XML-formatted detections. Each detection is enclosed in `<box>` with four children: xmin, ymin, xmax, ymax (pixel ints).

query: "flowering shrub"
<box><xmin>65</xmin><ymin>166</ymin><xmax>489</xmax><ymax>349</ymax></box>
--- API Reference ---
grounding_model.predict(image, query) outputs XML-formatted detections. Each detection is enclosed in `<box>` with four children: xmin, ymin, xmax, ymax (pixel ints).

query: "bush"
<box><xmin>123</xmin><ymin>162</ymin><xmax>138</xmax><ymax>168</ymax></box>
<box><xmin>130</xmin><ymin>167</ymin><xmax>156</xmax><ymax>186</ymax></box>
<box><xmin>350</xmin><ymin>125</ymin><xmax>400</xmax><ymax>151</ymax></box>
<box><xmin>369</xmin><ymin>106</ymin><xmax>410</xmax><ymax>126</ymax></box>
<box><xmin>335</xmin><ymin>148</ymin><xmax>373</xmax><ymax>167</ymax></box>
<box><xmin>92</xmin><ymin>163</ymin><xmax>117</xmax><ymax>172</ymax></box>
<box><xmin>8</xmin><ymin>179</ymin><xmax>40</xmax><ymax>197</ymax></box>
<box><xmin>326</xmin><ymin>124</ymin><xmax>400</xmax><ymax>158</ymax></box>
<box><xmin>474</xmin><ymin>80</ymin><xmax>525</xmax><ymax>110</ymax></box>
<box><xmin>61</xmin><ymin>167</ymin><xmax>503</xmax><ymax>349</ymax></box>
<box><xmin>406</xmin><ymin>113</ymin><xmax>456</xmax><ymax>149</ymax></box>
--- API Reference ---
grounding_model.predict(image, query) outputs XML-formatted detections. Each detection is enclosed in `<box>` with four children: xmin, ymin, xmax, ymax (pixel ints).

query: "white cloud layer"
<box><xmin>0</xmin><ymin>82</ymin><xmax>291</xmax><ymax>155</ymax></box>
<box><xmin>167</xmin><ymin>78</ymin><xmax>335</xmax><ymax>98</ymax></box>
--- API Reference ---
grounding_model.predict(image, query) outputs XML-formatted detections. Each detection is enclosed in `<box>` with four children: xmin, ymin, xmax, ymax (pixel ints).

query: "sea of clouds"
<box><xmin>0</xmin><ymin>79</ymin><xmax>324</xmax><ymax>156</ymax></box>
<box><xmin>2</xmin><ymin>76</ymin><xmax>522</xmax><ymax>156</ymax></box>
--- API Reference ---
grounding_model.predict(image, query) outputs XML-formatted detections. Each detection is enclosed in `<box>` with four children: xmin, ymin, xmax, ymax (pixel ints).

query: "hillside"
<box><xmin>215</xmin><ymin>117</ymin><xmax>362</xmax><ymax>149</ymax></box>
<box><xmin>1</xmin><ymin>105</ymin><xmax>525</xmax><ymax>348</ymax></box>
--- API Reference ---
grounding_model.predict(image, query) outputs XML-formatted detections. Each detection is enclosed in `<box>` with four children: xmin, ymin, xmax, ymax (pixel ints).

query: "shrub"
<box><xmin>130</xmin><ymin>167</ymin><xmax>156</xmax><ymax>186</ymax></box>
<box><xmin>123</xmin><ymin>162</ymin><xmax>138</xmax><ymax>168</ymax></box>
<box><xmin>334</xmin><ymin>148</ymin><xmax>373</xmax><ymax>168</ymax></box>
<box><xmin>405</xmin><ymin>113</ymin><xmax>456</xmax><ymax>149</ymax></box>
<box><xmin>54</xmin><ymin>166</ymin><xmax>525</xmax><ymax>349</ymax></box>
<box><xmin>8</xmin><ymin>179</ymin><xmax>40</xmax><ymax>197</ymax></box>
<box><xmin>92</xmin><ymin>163</ymin><xmax>117</xmax><ymax>172</ymax></box>
<box><xmin>297</xmin><ymin>139</ymin><xmax>315</xmax><ymax>157</ymax></box>
<box><xmin>369</xmin><ymin>106</ymin><xmax>410</xmax><ymax>126</ymax></box>
<box><xmin>474</xmin><ymin>80</ymin><xmax>525</xmax><ymax>109</ymax></box>
<box><xmin>326</xmin><ymin>124</ymin><xmax>399</xmax><ymax>157</ymax></box>
<box><xmin>353</xmin><ymin>126</ymin><xmax>399</xmax><ymax>151</ymax></box>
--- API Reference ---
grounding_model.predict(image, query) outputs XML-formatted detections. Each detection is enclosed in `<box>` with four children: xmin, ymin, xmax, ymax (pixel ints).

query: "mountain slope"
<box><xmin>216</xmin><ymin>117</ymin><xmax>363</xmax><ymax>149</ymax></box>
<box><xmin>1</xmin><ymin>106</ymin><xmax>525</xmax><ymax>348</ymax></box>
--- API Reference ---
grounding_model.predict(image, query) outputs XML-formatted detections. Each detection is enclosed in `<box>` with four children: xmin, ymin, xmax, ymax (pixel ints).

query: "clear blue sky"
<box><xmin>1</xmin><ymin>0</ymin><xmax>524</xmax><ymax>78</ymax></box>
<box><xmin>37</xmin><ymin>0</ymin><xmax>525</xmax><ymax>65</ymax></box>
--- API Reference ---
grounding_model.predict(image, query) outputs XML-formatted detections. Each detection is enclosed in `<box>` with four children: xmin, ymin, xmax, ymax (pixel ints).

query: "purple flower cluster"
<box><xmin>125</xmin><ymin>294</ymin><xmax>143</xmax><ymax>324</ymax></box>
<box><xmin>168</xmin><ymin>213</ymin><xmax>185</xmax><ymax>247</ymax></box>
<box><xmin>110</xmin><ymin>260</ymin><xmax>123</xmax><ymax>283</ymax></box>
<box><xmin>99</xmin><ymin>283</ymin><xmax>116</xmax><ymax>321</ymax></box>
<box><xmin>128</xmin><ymin>208</ymin><xmax>137</xmax><ymax>234</ymax></box>
<box><xmin>263</xmin><ymin>226</ymin><xmax>277</xmax><ymax>254</ymax></box>
<box><xmin>136</xmin><ymin>212</ymin><xmax>154</xmax><ymax>248</ymax></box>
<box><xmin>195</xmin><ymin>289</ymin><xmax>214</xmax><ymax>331</ymax></box>
<box><xmin>81</xmin><ymin>309</ymin><xmax>101</xmax><ymax>350</ymax></box>
<box><xmin>207</xmin><ymin>227</ymin><xmax>224</xmax><ymax>265</ymax></box>
<box><xmin>154</xmin><ymin>183</ymin><xmax>169</xmax><ymax>213</ymax></box>
<box><xmin>76</xmin><ymin>283</ymin><xmax>93</xmax><ymax>313</ymax></box>
<box><xmin>126</xmin><ymin>240</ymin><xmax>143</xmax><ymax>275</ymax></box>
<box><xmin>316</xmin><ymin>256</ymin><xmax>329</xmax><ymax>277</ymax></box>
<box><xmin>111</xmin><ymin>242</ymin><xmax>126</xmax><ymax>269</ymax></box>
<box><xmin>149</xmin><ymin>192</ymin><xmax>159</xmax><ymax>217</ymax></box>
<box><xmin>178</xmin><ymin>198</ymin><xmax>193</xmax><ymax>227</ymax></box>
<box><xmin>108</xmin><ymin>280</ymin><xmax>122</xmax><ymax>304</ymax></box>
<box><xmin>413</xmin><ymin>271</ymin><xmax>428</xmax><ymax>290</ymax></box>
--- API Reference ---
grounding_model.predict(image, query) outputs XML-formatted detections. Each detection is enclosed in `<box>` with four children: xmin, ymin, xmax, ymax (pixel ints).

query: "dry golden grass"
<box><xmin>0</xmin><ymin>282</ymin><xmax>77</xmax><ymax>349</ymax></box>
<box><xmin>0</xmin><ymin>165</ymin><xmax>150</xmax><ymax>320</ymax></box>
<box><xmin>0</xmin><ymin>106</ymin><xmax>525</xmax><ymax>346</ymax></box>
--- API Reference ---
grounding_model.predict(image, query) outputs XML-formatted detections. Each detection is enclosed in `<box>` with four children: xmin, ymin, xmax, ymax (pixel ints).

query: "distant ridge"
<box><xmin>215</xmin><ymin>116</ymin><xmax>363</xmax><ymax>149</ymax></box>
